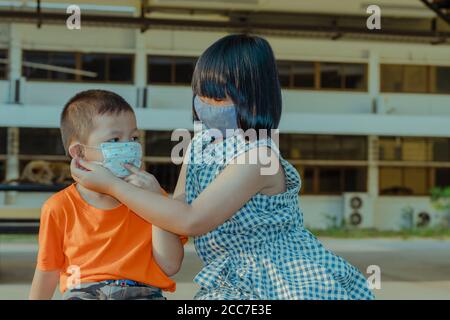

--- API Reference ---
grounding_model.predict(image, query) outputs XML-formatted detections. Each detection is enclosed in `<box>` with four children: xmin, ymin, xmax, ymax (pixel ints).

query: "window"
<box><xmin>343</xmin><ymin>64</ymin><xmax>367</xmax><ymax>89</ymax></box>
<box><xmin>379</xmin><ymin>167</ymin><xmax>406</xmax><ymax>195</ymax></box>
<box><xmin>298</xmin><ymin>166</ymin><xmax>314</xmax><ymax>194</ymax></box>
<box><xmin>146</xmin><ymin>163</ymin><xmax>181</xmax><ymax>193</ymax></box>
<box><xmin>82</xmin><ymin>53</ymin><xmax>133</xmax><ymax>82</ymax></box>
<box><xmin>148</xmin><ymin>56</ymin><xmax>197</xmax><ymax>85</ymax></box>
<box><xmin>321</xmin><ymin>63</ymin><xmax>367</xmax><ymax>90</ymax></box>
<box><xmin>0</xmin><ymin>50</ymin><xmax>7</xmax><ymax>79</ymax></box>
<box><xmin>435</xmin><ymin>168</ymin><xmax>450</xmax><ymax>188</ymax></box>
<box><xmin>147</xmin><ymin>56</ymin><xmax>171</xmax><ymax>84</ymax></box>
<box><xmin>144</xmin><ymin>130</ymin><xmax>192</xmax><ymax>193</ymax></box>
<box><xmin>319</xmin><ymin>168</ymin><xmax>341</xmax><ymax>193</ymax></box>
<box><xmin>286</xmin><ymin>135</ymin><xmax>315</xmax><ymax>160</ymax></box>
<box><xmin>0</xmin><ymin>127</ymin><xmax>6</xmax><ymax>154</ymax></box>
<box><xmin>379</xmin><ymin>137</ymin><xmax>450</xmax><ymax>162</ymax></box>
<box><xmin>277</xmin><ymin>61</ymin><xmax>367</xmax><ymax>91</ymax></box>
<box><xmin>175</xmin><ymin>57</ymin><xmax>195</xmax><ymax>84</ymax></box>
<box><xmin>23</xmin><ymin>50</ymin><xmax>76</xmax><ymax>80</ymax></box>
<box><xmin>277</xmin><ymin>61</ymin><xmax>291</xmax><ymax>88</ymax></box>
<box><xmin>0</xmin><ymin>160</ymin><xmax>5</xmax><ymax>182</ymax></box>
<box><xmin>381</xmin><ymin>64</ymin><xmax>428</xmax><ymax>93</ymax></box>
<box><xmin>22</xmin><ymin>50</ymin><xmax>133</xmax><ymax>83</ymax></box>
<box><xmin>292</xmin><ymin>62</ymin><xmax>315</xmax><ymax>88</ymax></box>
<box><xmin>81</xmin><ymin>54</ymin><xmax>106</xmax><ymax>81</ymax></box>
<box><xmin>434</xmin><ymin>66</ymin><xmax>450</xmax><ymax>94</ymax></box>
<box><xmin>343</xmin><ymin>167</ymin><xmax>367</xmax><ymax>192</ymax></box>
<box><xmin>379</xmin><ymin>167</ymin><xmax>429</xmax><ymax>195</ymax></box>
<box><xmin>280</xmin><ymin>134</ymin><xmax>367</xmax><ymax>161</ymax></box>
<box><xmin>49</xmin><ymin>52</ymin><xmax>77</xmax><ymax>80</ymax></box>
<box><xmin>320</xmin><ymin>63</ymin><xmax>342</xmax><ymax>89</ymax></box>
<box><xmin>297</xmin><ymin>166</ymin><xmax>366</xmax><ymax>195</ymax></box>
<box><xmin>378</xmin><ymin>137</ymin><xmax>401</xmax><ymax>161</ymax></box>
<box><xmin>19</xmin><ymin>128</ymin><xmax>65</xmax><ymax>155</ymax></box>
<box><xmin>402</xmin><ymin>138</ymin><xmax>428</xmax><ymax>162</ymax></box>
<box><xmin>403</xmin><ymin>65</ymin><xmax>428</xmax><ymax>93</ymax></box>
<box><xmin>404</xmin><ymin>167</ymin><xmax>428</xmax><ymax>195</ymax></box>
<box><xmin>145</xmin><ymin>130</ymin><xmax>188</xmax><ymax>157</ymax></box>
<box><xmin>315</xmin><ymin>135</ymin><xmax>345</xmax><ymax>160</ymax></box>
<box><xmin>381</xmin><ymin>64</ymin><xmax>450</xmax><ymax>94</ymax></box>
<box><xmin>108</xmin><ymin>54</ymin><xmax>133</xmax><ymax>82</ymax></box>
<box><xmin>0</xmin><ymin>127</ymin><xmax>5</xmax><ymax>182</ymax></box>
<box><xmin>433</xmin><ymin>138</ymin><xmax>450</xmax><ymax>162</ymax></box>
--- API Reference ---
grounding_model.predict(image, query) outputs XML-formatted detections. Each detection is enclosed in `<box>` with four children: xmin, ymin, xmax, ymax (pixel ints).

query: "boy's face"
<box><xmin>71</xmin><ymin>111</ymin><xmax>140</xmax><ymax>162</ymax></box>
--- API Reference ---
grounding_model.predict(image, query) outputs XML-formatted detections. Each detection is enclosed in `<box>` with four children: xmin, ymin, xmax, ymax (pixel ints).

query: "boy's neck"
<box><xmin>75</xmin><ymin>183</ymin><xmax>121</xmax><ymax>210</ymax></box>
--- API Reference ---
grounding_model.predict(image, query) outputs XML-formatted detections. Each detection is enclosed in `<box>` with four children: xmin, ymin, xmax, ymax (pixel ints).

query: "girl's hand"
<box><xmin>123</xmin><ymin>164</ymin><xmax>162</xmax><ymax>194</ymax></box>
<box><xmin>70</xmin><ymin>158</ymin><xmax>120</xmax><ymax>195</ymax></box>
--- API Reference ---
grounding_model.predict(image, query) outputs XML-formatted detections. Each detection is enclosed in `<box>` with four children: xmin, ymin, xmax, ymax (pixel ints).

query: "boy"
<box><xmin>29</xmin><ymin>90</ymin><xmax>186</xmax><ymax>300</ymax></box>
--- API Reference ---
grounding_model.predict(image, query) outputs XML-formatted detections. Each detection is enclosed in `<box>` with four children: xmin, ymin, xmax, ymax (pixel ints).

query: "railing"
<box><xmin>0</xmin><ymin>183</ymin><xmax>69</xmax><ymax>234</ymax></box>
<box><xmin>0</xmin><ymin>183</ymin><xmax>68</xmax><ymax>192</ymax></box>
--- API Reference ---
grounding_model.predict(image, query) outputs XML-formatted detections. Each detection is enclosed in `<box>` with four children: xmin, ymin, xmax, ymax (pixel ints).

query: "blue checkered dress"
<box><xmin>186</xmin><ymin>130</ymin><xmax>375</xmax><ymax>300</ymax></box>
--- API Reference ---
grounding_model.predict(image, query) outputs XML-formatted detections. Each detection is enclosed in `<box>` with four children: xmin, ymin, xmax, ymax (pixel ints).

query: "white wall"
<box><xmin>148</xmin><ymin>85</ymin><xmax>192</xmax><ymax>110</ymax></box>
<box><xmin>380</xmin><ymin>94</ymin><xmax>450</xmax><ymax>116</ymax></box>
<box><xmin>17</xmin><ymin>24</ymin><xmax>135</xmax><ymax>52</ymax></box>
<box><xmin>374</xmin><ymin>197</ymin><xmax>441</xmax><ymax>231</ymax></box>
<box><xmin>301</xmin><ymin>196</ymin><xmax>343</xmax><ymax>229</ymax></box>
<box><xmin>0</xmin><ymin>190</ymin><xmax>444</xmax><ymax>231</ymax></box>
<box><xmin>148</xmin><ymin>86</ymin><xmax>372</xmax><ymax>114</ymax></box>
<box><xmin>283</xmin><ymin>90</ymin><xmax>371</xmax><ymax>114</ymax></box>
<box><xmin>23</xmin><ymin>82</ymin><xmax>137</xmax><ymax>107</ymax></box>
<box><xmin>0</xmin><ymin>80</ymin><xmax>8</xmax><ymax>104</ymax></box>
<box><xmin>0</xmin><ymin>23</ymin><xmax>8</xmax><ymax>44</ymax></box>
<box><xmin>290</xmin><ymin>195</ymin><xmax>442</xmax><ymax>231</ymax></box>
<box><xmin>0</xmin><ymin>191</ymin><xmax>53</xmax><ymax>209</ymax></box>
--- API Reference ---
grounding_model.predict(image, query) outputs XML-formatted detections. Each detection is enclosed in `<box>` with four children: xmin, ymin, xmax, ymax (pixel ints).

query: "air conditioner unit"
<box><xmin>414</xmin><ymin>210</ymin><xmax>446</xmax><ymax>229</ymax></box>
<box><xmin>343</xmin><ymin>193</ymin><xmax>374</xmax><ymax>229</ymax></box>
<box><xmin>154</xmin><ymin>0</ymin><xmax>260</xmax><ymax>5</ymax></box>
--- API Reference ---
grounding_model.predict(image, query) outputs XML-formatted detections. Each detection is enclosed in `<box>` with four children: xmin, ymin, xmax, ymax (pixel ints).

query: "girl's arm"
<box><xmin>71</xmin><ymin>147</ymin><xmax>278</xmax><ymax>236</ymax></box>
<box><xmin>29</xmin><ymin>268</ymin><xmax>59</xmax><ymax>300</ymax></box>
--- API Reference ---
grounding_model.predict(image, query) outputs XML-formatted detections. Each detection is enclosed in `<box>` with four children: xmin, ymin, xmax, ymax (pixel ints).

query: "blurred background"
<box><xmin>0</xmin><ymin>0</ymin><xmax>450</xmax><ymax>300</ymax></box>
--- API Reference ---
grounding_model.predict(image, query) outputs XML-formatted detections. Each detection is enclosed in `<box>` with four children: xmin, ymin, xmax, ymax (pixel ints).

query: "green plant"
<box><xmin>400</xmin><ymin>205</ymin><xmax>414</xmax><ymax>230</ymax></box>
<box><xmin>322</xmin><ymin>212</ymin><xmax>345</xmax><ymax>229</ymax></box>
<box><xmin>430</xmin><ymin>187</ymin><xmax>450</xmax><ymax>228</ymax></box>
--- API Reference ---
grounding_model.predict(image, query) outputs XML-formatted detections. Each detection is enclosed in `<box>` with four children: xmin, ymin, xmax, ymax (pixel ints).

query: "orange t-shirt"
<box><xmin>37</xmin><ymin>183</ymin><xmax>187</xmax><ymax>293</ymax></box>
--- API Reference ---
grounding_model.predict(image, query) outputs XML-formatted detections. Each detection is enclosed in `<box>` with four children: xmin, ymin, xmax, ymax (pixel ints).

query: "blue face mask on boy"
<box><xmin>193</xmin><ymin>95</ymin><xmax>239</xmax><ymax>138</ymax></box>
<box><xmin>88</xmin><ymin>142</ymin><xmax>142</xmax><ymax>178</ymax></box>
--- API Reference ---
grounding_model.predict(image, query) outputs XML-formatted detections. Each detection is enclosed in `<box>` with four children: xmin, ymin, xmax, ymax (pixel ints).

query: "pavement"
<box><xmin>1</xmin><ymin>238</ymin><xmax>450</xmax><ymax>300</ymax></box>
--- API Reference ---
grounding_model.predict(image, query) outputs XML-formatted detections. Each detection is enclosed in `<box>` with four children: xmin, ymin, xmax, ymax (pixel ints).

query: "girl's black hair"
<box><xmin>192</xmin><ymin>34</ymin><xmax>282</xmax><ymax>133</ymax></box>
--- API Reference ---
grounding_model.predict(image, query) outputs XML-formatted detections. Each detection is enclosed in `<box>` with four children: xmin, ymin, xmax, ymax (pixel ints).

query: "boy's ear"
<box><xmin>68</xmin><ymin>143</ymin><xmax>84</xmax><ymax>159</ymax></box>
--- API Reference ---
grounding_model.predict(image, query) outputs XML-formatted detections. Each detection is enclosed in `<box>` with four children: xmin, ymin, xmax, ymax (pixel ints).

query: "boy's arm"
<box><xmin>31</xmin><ymin>201</ymin><xmax>65</xmax><ymax>300</ymax></box>
<box><xmin>152</xmin><ymin>224</ymin><xmax>184</xmax><ymax>277</ymax></box>
<box><xmin>29</xmin><ymin>269</ymin><xmax>60</xmax><ymax>300</ymax></box>
<box><xmin>149</xmin><ymin>164</ymin><xmax>187</xmax><ymax>276</ymax></box>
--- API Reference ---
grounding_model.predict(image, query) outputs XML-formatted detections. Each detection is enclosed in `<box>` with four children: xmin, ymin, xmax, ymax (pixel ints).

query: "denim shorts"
<box><xmin>62</xmin><ymin>280</ymin><xmax>166</xmax><ymax>300</ymax></box>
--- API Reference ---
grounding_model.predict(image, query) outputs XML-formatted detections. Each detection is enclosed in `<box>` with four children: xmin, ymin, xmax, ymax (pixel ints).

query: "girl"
<box><xmin>71</xmin><ymin>34</ymin><xmax>375</xmax><ymax>300</ymax></box>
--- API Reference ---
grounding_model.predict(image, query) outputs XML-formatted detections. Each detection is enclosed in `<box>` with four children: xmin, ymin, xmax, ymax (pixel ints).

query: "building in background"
<box><xmin>1</xmin><ymin>0</ymin><xmax>450</xmax><ymax>230</ymax></box>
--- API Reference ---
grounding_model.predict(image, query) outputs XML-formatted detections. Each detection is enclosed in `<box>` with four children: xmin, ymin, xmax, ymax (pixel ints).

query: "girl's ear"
<box><xmin>68</xmin><ymin>143</ymin><xmax>84</xmax><ymax>159</ymax></box>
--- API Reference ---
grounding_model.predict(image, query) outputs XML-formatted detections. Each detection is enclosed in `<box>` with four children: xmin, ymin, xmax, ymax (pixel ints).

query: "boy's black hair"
<box><xmin>60</xmin><ymin>89</ymin><xmax>134</xmax><ymax>154</ymax></box>
<box><xmin>192</xmin><ymin>34</ymin><xmax>282</xmax><ymax>133</ymax></box>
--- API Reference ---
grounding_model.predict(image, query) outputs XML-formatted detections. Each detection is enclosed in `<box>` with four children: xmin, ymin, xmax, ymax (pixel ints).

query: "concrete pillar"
<box><xmin>368</xmin><ymin>49</ymin><xmax>383</xmax><ymax>114</ymax></box>
<box><xmin>5</xmin><ymin>127</ymin><xmax>19</xmax><ymax>205</ymax></box>
<box><xmin>367</xmin><ymin>135</ymin><xmax>379</xmax><ymax>198</ymax></box>
<box><xmin>8</xmin><ymin>24</ymin><xmax>22</xmax><ymax>104</ymax></box>
<box><xmin>134</xmin><ymin>4</ymin><xmax>148</xmax><ymax>109</ymax></box>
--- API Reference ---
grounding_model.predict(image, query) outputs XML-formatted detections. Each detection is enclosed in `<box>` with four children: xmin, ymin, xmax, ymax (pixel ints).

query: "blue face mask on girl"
<box><xmin>193</xmin><ymin>95</ymin><xmax>239</xmax><ymax>138</ymax></box>
<box><xmin>86</xmin><ymin>142</ymin><xmax>142</xmax><ymax>178</ymax></box>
